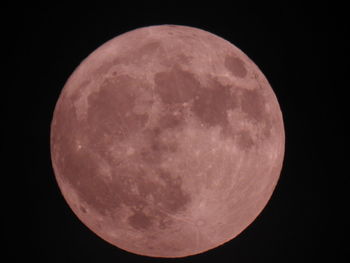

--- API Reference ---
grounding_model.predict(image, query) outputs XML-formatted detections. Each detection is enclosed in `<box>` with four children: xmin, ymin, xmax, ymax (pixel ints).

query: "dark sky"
<box><xmin>4</xmin><ymin>3</ymin><xmax>339</xmax><ymax>263</ymax></box>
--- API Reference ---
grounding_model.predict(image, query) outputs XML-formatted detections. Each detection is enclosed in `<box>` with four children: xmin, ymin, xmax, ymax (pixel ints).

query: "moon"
<box><xmin>50</xmin><ymin>25</ymin><xmax>285</xmax><ymax>258</ymax></box>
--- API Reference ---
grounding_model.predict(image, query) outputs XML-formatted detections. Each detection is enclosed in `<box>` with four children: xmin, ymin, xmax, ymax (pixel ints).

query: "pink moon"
<box><xmin>50</xmin><ymin>25</ymin><xmax>285</xmax><ymax>258</ymax></box>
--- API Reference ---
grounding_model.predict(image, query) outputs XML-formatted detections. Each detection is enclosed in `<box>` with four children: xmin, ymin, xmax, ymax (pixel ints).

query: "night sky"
<box><xmin>4</xmin><ymin>3</ymin><xmax>338</xmax><ymax>263</ymax></box>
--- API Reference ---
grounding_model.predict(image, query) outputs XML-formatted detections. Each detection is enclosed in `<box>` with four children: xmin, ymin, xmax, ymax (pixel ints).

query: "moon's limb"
<box><xmin>50</xmin><ymin>25</ymin><xmax>285</xmax><ymax>258</ymax></box>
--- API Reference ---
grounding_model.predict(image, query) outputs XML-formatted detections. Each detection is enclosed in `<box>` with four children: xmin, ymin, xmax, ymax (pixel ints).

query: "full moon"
<box><xmin>50</xmin><ymin>25</ymin><xmax>285</xmax><ymax>258</ymax></box>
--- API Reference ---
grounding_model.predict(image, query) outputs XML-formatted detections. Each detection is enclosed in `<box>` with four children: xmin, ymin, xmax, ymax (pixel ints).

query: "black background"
<box><xmin>4</xmin><ymin>3</ymin><xmax>339</xmax><ymax>263</ymax></box>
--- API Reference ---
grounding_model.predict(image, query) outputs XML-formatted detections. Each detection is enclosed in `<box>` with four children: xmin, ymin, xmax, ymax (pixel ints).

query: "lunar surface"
<box><xmin>50</xmin><ymin>25</ymin><xmax>285</xmax><ymax>258</ymax></box>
